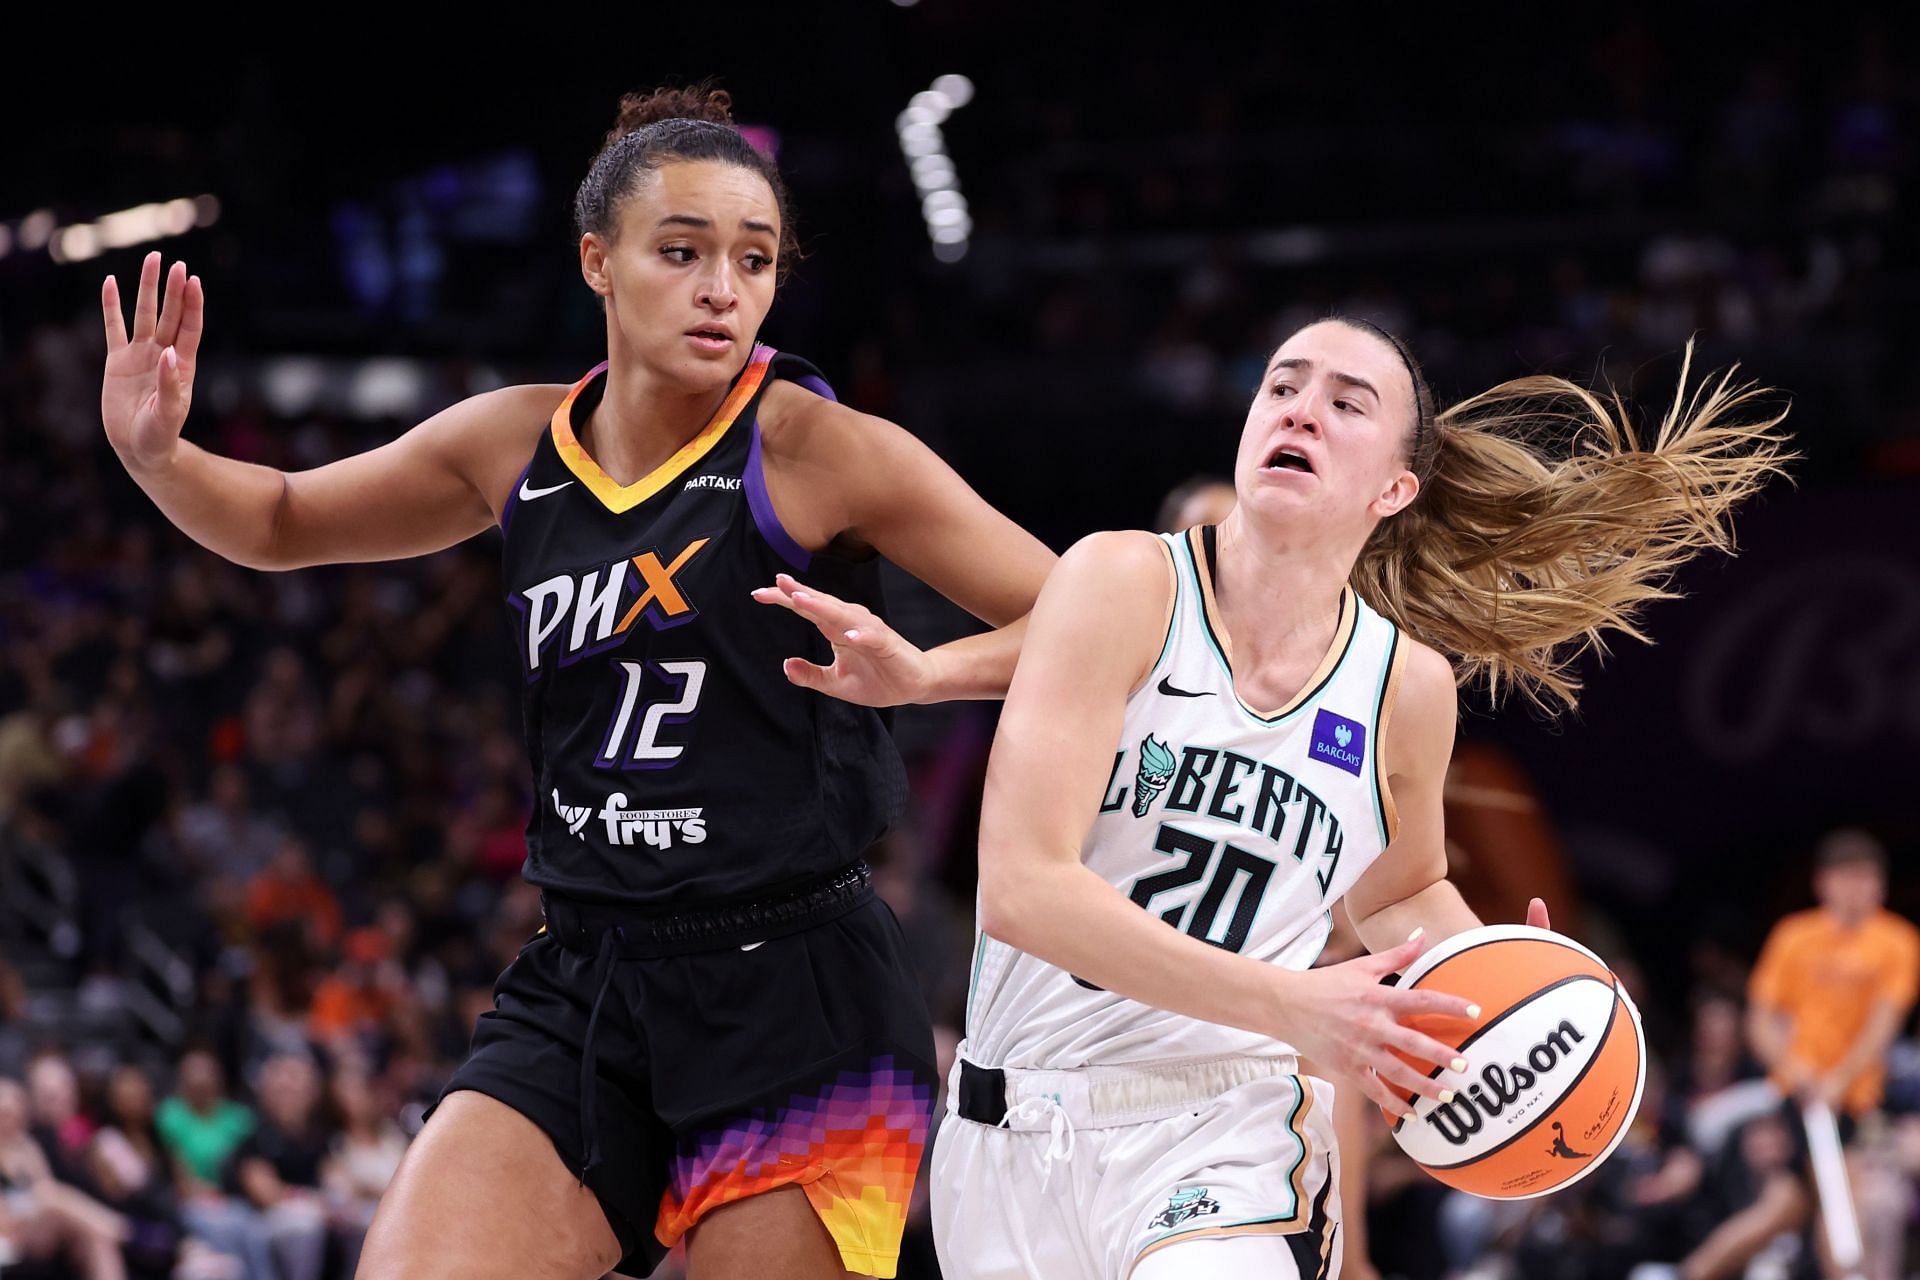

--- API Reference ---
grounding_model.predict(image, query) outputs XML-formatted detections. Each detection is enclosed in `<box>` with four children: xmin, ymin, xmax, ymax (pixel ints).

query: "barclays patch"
<box><xmin>1309</xmin><ymin>709</ymin><xmax>1366</xmax><ymax>776</ymax></box>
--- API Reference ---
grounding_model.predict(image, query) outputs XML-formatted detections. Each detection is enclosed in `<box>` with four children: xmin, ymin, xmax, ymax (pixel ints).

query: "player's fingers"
<box><xmin>1370</xmin><ymin>932</ymin><xmax>1425</xmax><ymax>977</ymax></box>
<box><xmin>1527</xmin><ymin>897</ymin><xmax>1551</xmax><ymax>930</ymax></box>
<box><xmin>783</xmin><ymin>579</ymin><xmax>870</xmax><ymax>632</ymax></box>
<box><xmin>1384</xmin><ymin>1025</ymin><xmax>1470</xmax><ymax>1079</ymax></box>
<box><xmin>750</xmin><ymin>585</ymin><xmax>803</xmax><ymax>615</ymax></box>
<box><xmin>1360</xmin><ymin>1069</ymin><xmax>1412</xmax><ymax>1117</ymax></box>
<box><xmin>841</xmin><ymin>622</ymin><xmax>895</xmax><ymax>653</ymax></box>
<box><xmin>101</xmin><ymin>276</ymin><xmax>128</xmax><ymax>350</ymax></box>
<box><xmin>156</xmin><ymin>346</ymin><xmax>189</xmax><ymax>426</ymax></box>
<box><xmin>175</xmin><ymin>276</ymin><xmax>206</xmax><ymax>360</ymax></box>
<box><xmin>1387</xmin><ymin>986</ymin><xmax>1479</xmax><ymax>1023</ymax></box>
<box><xmin>781</xmin><ymin>657</ymin><xmax>831</xmax><ymax>691</ymax></box>
<box><xmin>132</xmin><ymin>251</ymin><xmax>162</xmax><ymax>343</ymax></box>
<box><xmin>155</xmin><ymin>260</ymin><xmax>188</xmax><ymax>347</ymax></box>
<box><xmin>1374</xmin><ymin>1053</ymin><xmax>1450</xmax><ymax>1104</ymax></box>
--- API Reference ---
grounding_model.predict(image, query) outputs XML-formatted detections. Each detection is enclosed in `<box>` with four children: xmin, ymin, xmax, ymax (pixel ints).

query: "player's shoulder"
<box><xmin>1389</xmin><ymin>633</ymin><xmax>1458</xmax><ymax>725</ymax></box>
<box><xmin>410</xmin><ymin>382</ymin><xmax>570</xmax><ymax>512</ymax></box>
<box><xmin>420</xmin><ymin>381</ymin><xmax>569</xmax><ymax>452</ymax></box>
<box><xmin>1047</xmin><ymin>530</ymin><xmax>1177</xmax><ymax>603</ymax></box>
<box><xmin>1030</xmin><ymin>532</ymin><xmax>1174</xmax><ymax>684</ymax></box>
<box><xmin>469</xmin><ymin>381</ymin><xmax>573</xmax><ymax>434</ymax></box>
<box><xmin>758</xmin><ymin>375</ymin><xmax>864</xmax><ymax>453</ymax></box>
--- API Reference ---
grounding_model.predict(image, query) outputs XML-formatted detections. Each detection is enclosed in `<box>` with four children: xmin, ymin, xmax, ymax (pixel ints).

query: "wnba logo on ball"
<box><xmin>1422</xmin><ymin>1019</ymin><xmax>1587</xmax><ymax>1146</ymax></box>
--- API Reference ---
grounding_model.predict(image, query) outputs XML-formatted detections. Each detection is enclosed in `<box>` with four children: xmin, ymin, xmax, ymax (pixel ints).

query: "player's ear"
<box><xmin>1372</xmin><ymin>469</ymin><xmax>1419</xmax><ymax>519</ymax></box>
<box><xmin>580</xmin><ymin>233</ymin><xmax>613</xmax><ymax>299</ymax></box>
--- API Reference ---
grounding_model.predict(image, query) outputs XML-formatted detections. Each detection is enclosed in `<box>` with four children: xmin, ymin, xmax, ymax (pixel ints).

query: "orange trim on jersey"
<box><xmin>1133</xmin><ymin>1216</ymin><xmax>1313</xmax><ymax>1267</ymax></box>
<box><xmin>550</xmin><ymin>345</ymin><xmax>774</xmax><ymax>515</ymax></box>
<box><xmin>1376</xmin><ymin>635</ymin><xmax>1409</xmax><ymax>844</ymax></box>
<box><xmin>1186</xmin><ymin>526</ymin><xmax>1357</xmax><ymax>722</ymax></box>
<box><xmin>1290</xmin><ymin>1076</ymin><xmax>1318</xmax><ymax>1217</ymax></box>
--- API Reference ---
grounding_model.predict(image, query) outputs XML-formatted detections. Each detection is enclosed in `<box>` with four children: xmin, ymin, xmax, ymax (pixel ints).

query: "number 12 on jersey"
<box><xmin>595</xmin><ymin>659</ymin><xmax>706</xmax><ymax>768</ymax></box>
<box><xmin>1072</xmin><ymin>823</ymin><xmax>1277</xmax><ymax>991</ymax></box>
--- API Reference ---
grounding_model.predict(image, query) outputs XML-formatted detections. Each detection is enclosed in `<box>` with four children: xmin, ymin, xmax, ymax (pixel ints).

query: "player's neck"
<box><xmin>581</xmin><ymin>354</ymin><xmax>736</xmax><ymax>487</ymax></box>
<box><xmin>1211</xmin><ymin>513</ymin><xmax>1352</xmax><ymax>673</ymax></box>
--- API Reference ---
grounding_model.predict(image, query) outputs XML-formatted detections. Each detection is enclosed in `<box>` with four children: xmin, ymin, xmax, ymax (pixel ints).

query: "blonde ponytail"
<box><xmin>1351</xmin><ymin>341</ymin><xmax>1794</xmax><ymax>712</ymax></box>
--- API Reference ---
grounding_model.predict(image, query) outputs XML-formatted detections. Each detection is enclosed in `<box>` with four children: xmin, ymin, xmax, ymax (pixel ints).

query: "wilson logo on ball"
<box><xmin>1423</xmin><ymin>1019</ymin><xmax>1586</xmax><ymax>1146</ymax></box>
<box><xmin>1383</xmin><ymin>925</ymin><xmax>1648</xmax><ymax>1201</ymax></box>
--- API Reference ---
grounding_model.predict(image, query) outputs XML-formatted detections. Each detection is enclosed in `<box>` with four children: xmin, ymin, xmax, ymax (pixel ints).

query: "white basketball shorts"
<box><xmin>931</xmin><ymin>1048</ymin><xmax>1342</xmax><ymax>1280</ymax></box>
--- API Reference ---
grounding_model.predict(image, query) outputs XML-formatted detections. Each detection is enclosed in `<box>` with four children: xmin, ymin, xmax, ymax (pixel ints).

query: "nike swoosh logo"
<box><xmin>1157</xmin><ymin>676</ymin><xmax>1213</xmax><ymax>698</ymax></box>
<box><xmin>518</xmin><ymin>478</ymin><xmax>574</xmax><ymax>501</ymax></box>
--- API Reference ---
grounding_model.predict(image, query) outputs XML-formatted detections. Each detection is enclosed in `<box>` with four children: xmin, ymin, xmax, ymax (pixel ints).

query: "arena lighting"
<box><xmin>910</xmin><ymin>155</ymin><xmax>955</xmax><ymax>189</ymax></box>
<box><xmin>932</xmin><ymin>74</ymin><xmax>974</xmax><ymax>108</ymax></box>
<box><xmin>348</xmin><ymin>359</ymin><xmax>428</xmax><ymax>418</ymax></box>
<box><xmin>34</xmin><ymin>195</ymin><xmax>221</xmax><ymax>265</ymax></box>
<box><xmin>896</xmin><ymin>75</ymin><xmax>974</xmax><ymax>262</ymax></box>
<box><xmin>19</xmin><ymin>209</ymin><xmax>55</xmax><ymax>252</ymax></box>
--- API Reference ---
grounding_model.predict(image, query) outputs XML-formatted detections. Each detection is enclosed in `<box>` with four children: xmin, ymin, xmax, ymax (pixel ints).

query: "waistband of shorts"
<box><xmin>950</xmin><ymin>1050</ymin><xmax>1302</xmax><ymax>1130</ymax></box>
<box><xmin>539</xmin><ymin>861</ymin><xmax>873</xmax><ymax>958</ymax></box>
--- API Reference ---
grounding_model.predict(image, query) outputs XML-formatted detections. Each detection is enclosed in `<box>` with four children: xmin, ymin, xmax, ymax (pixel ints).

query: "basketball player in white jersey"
<box><xmin>914</xmin><ymin>317</ymin><xmax>1789</xmax><ymax>1280</ymax></box>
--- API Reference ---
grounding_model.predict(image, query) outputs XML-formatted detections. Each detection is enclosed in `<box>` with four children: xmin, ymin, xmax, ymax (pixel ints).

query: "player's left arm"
<box><xmin>754</xmin><ymin>389</ymin><xmax>1057</xmax><ymax>706</ymax></box>
<box><xmin>1341</xmin><ymin>642</ymin><xmax>1548</xmax><ymax>952</ymax></box>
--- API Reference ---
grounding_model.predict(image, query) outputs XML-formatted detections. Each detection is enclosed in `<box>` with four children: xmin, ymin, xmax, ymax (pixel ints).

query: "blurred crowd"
<box><xmin>4</xmin><ymin>12</ymin><xmax>1918</xmax><ymax>1280</ymax></box>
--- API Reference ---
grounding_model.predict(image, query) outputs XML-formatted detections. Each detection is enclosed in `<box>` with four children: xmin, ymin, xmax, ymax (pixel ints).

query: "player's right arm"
<box><xmin>101</xmin><ymin>253</ymin><xmax>553</xmax><ymax>570</ymax></box>
<box><xmin>977</xmin><ymin>532</ymin><xmax>1472</xmax><ymax>1112</ymax></box>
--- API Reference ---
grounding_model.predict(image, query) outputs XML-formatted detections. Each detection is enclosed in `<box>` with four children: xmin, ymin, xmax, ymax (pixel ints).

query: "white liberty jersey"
<box><xmin>966</xmin><ymin>525</ymin><xmax>1408</xmax><ymax>1069</ymax></box>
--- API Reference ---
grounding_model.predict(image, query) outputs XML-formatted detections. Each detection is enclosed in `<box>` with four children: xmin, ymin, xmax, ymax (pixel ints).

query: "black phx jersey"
<box><xmin>500</xmin><ymin>344</ymin><xmax>906</xmax><ymax>906</ymax></box>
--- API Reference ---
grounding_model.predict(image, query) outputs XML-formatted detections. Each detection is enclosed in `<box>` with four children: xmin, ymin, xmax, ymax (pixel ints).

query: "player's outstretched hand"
<box><xmin>1276</xmin><ymin>930</ymin><xmax>1476</xmax><ymax>1116</ymax></box>
<box><xmin>101</xmin><ymin>251</ymin><xmax>205</xmax><ymax>472</ymax></box>
<box><xmin>751</xmin><ymin>574</ymin><xmax>934</xmax><ymax>707</ymax></box>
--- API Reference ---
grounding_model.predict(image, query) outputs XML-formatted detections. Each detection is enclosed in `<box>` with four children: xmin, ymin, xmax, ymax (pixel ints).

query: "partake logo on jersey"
<box><xmin>1309</xmin><ymin>709</ymin><xmax>1366</xmax><ymax>776</ymax></box>
<box><xmin>551</xmin><ymin>789</ymin><xmax>707</xmax><ymax>849</ymax></box>
<box><xmin>683</xmin><ymin>474</ymin><xmax>741</xmax><ymax>491</ymax></box>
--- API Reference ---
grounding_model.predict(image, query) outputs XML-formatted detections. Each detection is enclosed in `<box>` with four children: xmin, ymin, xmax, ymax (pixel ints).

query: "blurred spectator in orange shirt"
<box><xmin>1747</xmin><ymin>829</ymin><xmax>1919</xmax><ymax>1118</ymax></box>
<box><xmin>245</xmin><ymin>837</ymin><xmax>342</xmax><ymax>951</ymax></box>
<box><xmin>307</xmin><ymin>929</ymin><xmax>397</xmax><ymax>1046</ymax></box>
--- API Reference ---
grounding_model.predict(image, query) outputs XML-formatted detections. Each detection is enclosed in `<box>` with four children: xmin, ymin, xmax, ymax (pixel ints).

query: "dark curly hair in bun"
<box><xmin>573</xmin><ymin>81</ymin><xmax>798</xmax><ymax>275</ymax></box>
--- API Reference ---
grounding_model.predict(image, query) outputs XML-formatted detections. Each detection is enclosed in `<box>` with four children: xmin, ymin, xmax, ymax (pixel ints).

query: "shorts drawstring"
<box><xmin>577</xmin><ymin>927</ymin><xmax>620</xmax><ymax>1181</ymax></box>
<box><xmin>1002</xmin><ymin>1094</ymin><xmax>1076</xmax><ymax>1190</ymax></box>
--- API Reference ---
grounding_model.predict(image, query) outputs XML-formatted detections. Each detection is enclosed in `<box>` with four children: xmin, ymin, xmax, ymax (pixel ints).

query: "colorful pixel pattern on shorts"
<box><xmin>655</xmin><ymin>1055</ymin><xmax>933</xmax><ymax>1278</ymax></box>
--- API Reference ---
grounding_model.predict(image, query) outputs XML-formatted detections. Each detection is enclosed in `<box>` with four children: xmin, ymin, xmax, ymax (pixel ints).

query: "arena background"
<box><xmin>3</xmin><ymin>7</ymin><xmax>1915</xmax><ymax>1279</ymax></box>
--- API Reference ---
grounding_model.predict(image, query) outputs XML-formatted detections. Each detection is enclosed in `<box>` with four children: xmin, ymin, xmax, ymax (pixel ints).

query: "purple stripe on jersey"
<box><xmin>498</xmin><ymin>456</ymin><xmax>536</xmax><ymax>534</ymax></box>
<box><xmin>745</xmin><ymin>422</ymin><xmax>811</xmax><ymax>572</ymax></box>
<box><xmin>791</xmin><ymin>373</ymin><xmax>838</xmax><ymax>403</ymax></box>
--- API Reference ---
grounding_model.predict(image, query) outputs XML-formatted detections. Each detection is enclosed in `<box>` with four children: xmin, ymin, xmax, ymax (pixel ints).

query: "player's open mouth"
<box><xmin>1263</xmin><ymin>446</ymin><xmax>1314</xmax><ymax>474</ymax></box>
<box><xmin>687</xmin><ymin>328</ymin><xmax>734</xmax><ymax>351</ymax></box>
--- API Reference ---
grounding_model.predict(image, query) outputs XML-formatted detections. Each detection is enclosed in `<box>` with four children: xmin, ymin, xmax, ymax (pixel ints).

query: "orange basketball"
<box><xmin>1380</xmin><ymin>924</ymin><xmax>1646</xmax><ymax>1200</ymax></box>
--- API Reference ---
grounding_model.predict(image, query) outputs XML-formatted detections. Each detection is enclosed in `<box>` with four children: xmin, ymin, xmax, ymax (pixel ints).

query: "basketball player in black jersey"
<box><xmin>98</xmin><ymin>86</ymin><xmax>1054</xmax><ymax>1279</ymax></box>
